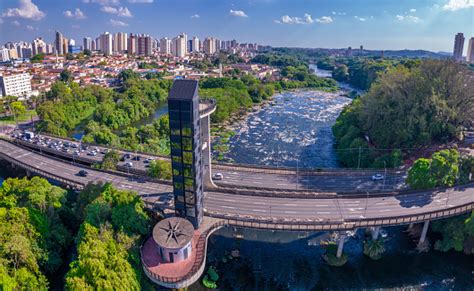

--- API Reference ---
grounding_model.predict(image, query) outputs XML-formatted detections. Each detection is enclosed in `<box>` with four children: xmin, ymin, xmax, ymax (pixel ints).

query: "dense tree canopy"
<box><xmin>0</xmin><ymin>177</ymin><xmax>72</xmax><ymax>290</ymax></box>
<box><xmin>333</xmin><ymin>60</ymin><xmax>474</xmax><ymax>167</ymax></box>
<box><xmin>65</xmin><ymin>183</ymin><xmax>151</xmax><ymax>290</ymax></box>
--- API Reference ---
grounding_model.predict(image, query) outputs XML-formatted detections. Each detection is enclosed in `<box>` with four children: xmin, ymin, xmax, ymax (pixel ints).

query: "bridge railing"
<box><xmin>203</xmin><ymin>202</ymin><xmax>473</xmax><ymax>231</ymax></box>
<box><xmin>141</xmin><ymin>220</ymin><xmax>226</xmax><ymax>284</ymax></box>
<box><xmin>0</xmin><ymin>151</ymin><xmax>85</xmax><ymax>190</ymax></box>
<box><xmin>199</xmin><ymin>99</ymin><xmax>217</xmax><ymax>116</ymax></box>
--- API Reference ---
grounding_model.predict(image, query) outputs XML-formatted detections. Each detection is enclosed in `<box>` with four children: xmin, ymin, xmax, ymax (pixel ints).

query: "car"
<box><xmin>124</xmin><ymin>153</ymin><xmax>131</xmax><ymax>159</ymax></box>
<box><xmin>101</xmin><ymin>149</ymin><xmax>109</xmax><ymax>154</ymax></box>
<box><xmin>132</xmin><ymin>155</ymin><xmax>142</xmax><ymax>161</ymax></box>
<box><xmin>371</xmin><ymin>174</ymin><xmax>385</xmax><ymax>181</ymax></box>
<box><xmin>78</xmin><ymin>170</ymin><xmax>88</xmax><ymax>177</ymax></box>
<box><xmin>144</xmin><ymin>157</ymin><xmax>155</xmax><ymax>164</ymax></box>
<box><xmin>87</xmin><ymin>151</ymin><xmax>97</xmax><ymax>156</ymax></box>
<box><xmin>212</xmin><ymin>173</ymin><xmax>224</xmax><ymax>180</ymax></box>
<box><xmin>125</xmin><ymin>162</ymin><xmax>133</xmax><ymax>167</ymax></box>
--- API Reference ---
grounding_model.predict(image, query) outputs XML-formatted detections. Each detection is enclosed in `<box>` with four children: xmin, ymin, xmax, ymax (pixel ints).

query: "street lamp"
<box><xmin>382</xmin><ymin>160</ymin><xmax>387</xmax><ymax>192</ymax></box>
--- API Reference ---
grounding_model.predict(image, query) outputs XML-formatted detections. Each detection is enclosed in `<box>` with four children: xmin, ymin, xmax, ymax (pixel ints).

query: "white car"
<box><xmin>213</xmin><ymin>173</ymin><xmax>224</xmax><ymax>180</ymax></box>
<box><xmin>371</xmin><ymin>174</ymin><xmax>385</xmax><ymax>181</ymax></box>
<box><xmin>125</xmin><ymin>162</ymin><xmax>133</xmax><ymax>167</ymax></box>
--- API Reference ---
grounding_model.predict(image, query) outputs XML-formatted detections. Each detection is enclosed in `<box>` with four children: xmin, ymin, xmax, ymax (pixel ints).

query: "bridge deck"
<box><xmin>0</xmin><ymin>139</ymin><xmax>472</xmax><ymax>230</ymax></box>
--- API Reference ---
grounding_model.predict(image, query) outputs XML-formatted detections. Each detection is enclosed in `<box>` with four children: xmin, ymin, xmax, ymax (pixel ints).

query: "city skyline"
<box><xmin>0</xmin><ymin>0</ymin><xmax>473</xmax><ymax>52</ymax></box>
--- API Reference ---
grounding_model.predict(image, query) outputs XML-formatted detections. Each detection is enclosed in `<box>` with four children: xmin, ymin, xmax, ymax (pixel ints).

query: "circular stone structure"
<box><xmin>152</xmin><ymin>217</ymin><xmax>194</xmax><ymax>263</ymax></box>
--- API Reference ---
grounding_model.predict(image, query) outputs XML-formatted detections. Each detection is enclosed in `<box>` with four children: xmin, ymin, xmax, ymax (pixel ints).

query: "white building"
<box><xmin>172</xmin><ymin>35</ymin><xmax>187</xmax><ymax>58</ymax></box>
<box><xmin>191</xmin><ymin>36</ymin><xmax>200</xmax><ymax>53</ymax></box>
<box><xmin>467</xmin><ymin>37</ymin><xmax>474</xmax><ymax>64</ymax></box>
<box><xmin>203</xmin><ymin>37</ymin><xmax>217</xmax><ymax>55</ymax></box>
<box><xmin>0</xmin><ymin>48</ymin><xmax>10</xmax><ymax>62</ymax></box>
<box><xmin>100</xmin><ymin>32</ymin><xmax>113</xmax><ymax>55</ymax></box>
<box><xmin>83</xmin><ymin>37</ymin><xmax>92</xmax><ymax>51</ymax></box>
<box><xmin>0</xmin><ymin>73</ymin><xmax>33</xmax><ymax>99</ymax></box>
<box><xmin>159</xmin><ymin>37</ymin><xmax>171</xmax><ymax>55</ymax></box>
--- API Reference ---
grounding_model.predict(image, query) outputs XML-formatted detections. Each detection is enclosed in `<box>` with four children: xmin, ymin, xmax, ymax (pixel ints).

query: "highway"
<box><xmin>1</xmin><ymin>139</ymin><xmax>472</xmax><ymax>226</ymax></box>
<box><xmin>11</xmin><ymin>133</ymin><xmax>406</xmax><ymax>192</ymax></box>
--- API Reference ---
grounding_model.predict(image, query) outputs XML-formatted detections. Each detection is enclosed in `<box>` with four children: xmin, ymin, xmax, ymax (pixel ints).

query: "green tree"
<box><xmin>148</xmin><ymin>160</ymin><xmax>172</xmax><ymax>180</ymax></box>
<box><xmin>10</xmin><ymin>101</ymin><xmax>26</xmax><ymax>125</ymax></box>
<box><xmin>60</xmin><ymin>69</ymin><xmax>73</xmax><ymax>83</ymax></box>
<box><xmin>363</xmin><ymin>238</ymin><xmax>385</xmax><ymax>260</ymax></box>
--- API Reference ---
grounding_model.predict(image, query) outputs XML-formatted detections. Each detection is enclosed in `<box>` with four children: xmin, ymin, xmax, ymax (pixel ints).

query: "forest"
<box><xmin>0</xmin><ymin>177</ymin><xmax>152</xmax><ymax>290</ymax></box>
<box><xmin>332</xmin><ymin>59</ymin><xmax>474</xmax><ymax>168</ymax></box>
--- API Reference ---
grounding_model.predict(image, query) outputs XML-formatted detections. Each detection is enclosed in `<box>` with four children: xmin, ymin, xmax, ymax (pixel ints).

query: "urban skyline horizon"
<box><xmin>0</xmin><ymin>0</ymin><xmax>472</xmax><ymax>52</ymax></box>
<box><xmin>3</xmin><ymin>29</ymin><xmax>474</xmax><ymax>55</ymax></box>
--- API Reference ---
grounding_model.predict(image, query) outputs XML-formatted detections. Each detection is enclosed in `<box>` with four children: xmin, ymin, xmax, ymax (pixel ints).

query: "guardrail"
<box><xmin>19</xmin><ymin>133</ymin><xmax>403</xmax><ymax>175</ymax></box>
<box><xmin>199</xmin><ymin>99</ymin><xmax>217</xmax><ymax>117</ymax></box>
<box><xmin>204</xmin><ymin>202</ymin><xmax>473</xmax><ymax>231</ymax></box>
<box><xmin>0</xmin><ymin>151</ymin><xmax>85</xmax><ymax>190</ymax></box>
<box><xmin>141</xmin><ymin>220</ymin><xmax>226</xmax><ymax>286</ymax></box>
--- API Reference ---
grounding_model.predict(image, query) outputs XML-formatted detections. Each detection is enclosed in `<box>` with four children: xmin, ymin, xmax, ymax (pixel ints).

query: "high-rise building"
<box><xmin>453</xmin><ymin>33</ymin><xmax>465</xmax><ymax>62</ymax></box>
<box><xmin>172</xmin><ymin>34</ymin><xmax>187</xmax><ymax>57</ymax></box>
<box><xmin>0</xmin><ymin>73</ymin><xmax>32</xmax><ymax>99</ymax></box>
<box><xmin>192</xmin><ymin>36</ymin><xmax>200</xmax><ymax>53</ymax></box>
<box><xmin>95</xmin><ymin>37</ymin><xmax>101</xmax><ymax>51</ymax></box>
<box><xmin>467</xmin><ymin>37</ymin><xmax>474</xmax><ymax>64</ymax></box>
<box><xmin>55</xmin><ymin>31</ymin><xmax>64</xmax><ymax>55</ymax></box>
<box><xmin>159</xmin><ymin>37</ymin><xmax>171</xmax><ymax>55</ymax></box>
<box><xmin>0</xmin><ymin>48</ymin><xmax>10</xmax><ymax>62</ymax></box>
<box><xmin>21</xmin><ymin>47</ymin><xmax>32</xmax><ymax>59</ymax></box>
<box><xmin>127</xmin><ymin>33</ymin><xmax>137</xmax><ymax>55</ymax></box>
<box><xmin>203</xmin><ymin>37</ymin><xmax>217</xmax><ymax>55</ymax></box>
<box><xmin>114</xmin><ymin>32</ymin><xmax>128</xmax><ymax>53</ymax></box>
<box><xmin>100</xmin><ymin>32</ymin><xmax>113</xmax><ymax>55</ymax></box>
<box><xmin>91</xmin><ymin>39</ymin><xmax>96</xmax><ymax>51</ymax></box>
<box><xmin>83</xmin><ymin>37</ymin><xmax>92</xmax><ymax>51</ymax></box>
<box><xmin>32</xmin><ymin>38</ymin><xmax>46</xmax><ymax>55</ymax></box>
<box><xmin>137</xmin><ymin>34</ymin><xmax>152</xmax><ymax>56</ymax></box>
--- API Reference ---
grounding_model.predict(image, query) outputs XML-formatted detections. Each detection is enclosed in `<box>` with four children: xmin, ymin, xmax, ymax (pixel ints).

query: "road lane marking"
<box><xmin>222</xmin><ymin>206</ymin><xmax>235</xmax><ymax>209</ymax></box>
<box><xmin>252</xmin><ymin>209</ymin><xmax>267</xmax><ymax>212</ymax></box>
<box><xmin>253</xmin><ymin>202</ymin><xmax>266</xmax><ymax>205</ymax></box>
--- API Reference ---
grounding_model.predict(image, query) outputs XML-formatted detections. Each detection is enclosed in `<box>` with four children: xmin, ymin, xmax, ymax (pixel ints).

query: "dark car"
<box><xmin>132</xmin><ymin>155</ymin><xmax>141</xmax><ymax>161</ymax></box>
<box><xmin>78</xmin><ymin>170</ymin><xmax>88</xmax><ymax>177</ymax></box>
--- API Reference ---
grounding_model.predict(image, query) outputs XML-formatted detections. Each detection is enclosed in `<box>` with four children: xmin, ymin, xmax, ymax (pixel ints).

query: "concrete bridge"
<box><xmin>1</xmin><ymin>79</ymin><xmax>472</xmax><ymax>289</ymax></box>
<box><xmin>1</xmin><ymin>137</ymin><xmax>473</xmax><ymax>287</ymax></box>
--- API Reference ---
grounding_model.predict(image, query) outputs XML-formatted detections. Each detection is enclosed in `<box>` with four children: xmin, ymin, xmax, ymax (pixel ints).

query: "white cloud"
<box><xmin>109</xmin><ymin>19</ymin><xmax>128</xmax><ymax>26</ymax></box>
<box><xmin>354</xmin><ymin>16</ymin><xmax>367</xmax><ymax>21</ymax></box>
<box><xmin>101</xmin><ymin>6</ymin><xmax>133</xmax><ymax>17</ymax></box>
<box><xmin>12</xmin><ymin>20</ymin><xmax>20</xmax><ymax>26</ymax></box>
<box><xmin>443</xmin><ymin>0</ymin><xmax>474</xmax><ymax>11</ymax></box>
<box><xmin>26</xmin><ymin>25</ymin><xmax>37</xmax><ymax>31</ymax></box>
<box><xmin>63</xmin><ymin>8</ymin><xmax>87</xmax><ymax>19</ymax></box>
<box><xmin>2</xmin><ymin>0</ymin><xmax>45</xmax><ymax>21</ymax></box>
<box><xmin>127</xmin><ymin>0</ymin><xmax>153</xmax><ymax>3</ymax></box>
<box><xmin>190</xmin><ymin>14</ymin><xmax>200</xmax><ymax>19</ymax></box>
<box><xmin>230</xmin><ymin>10</ymin><xmax>248</xmax><ymax>17</ymax></box>
<box><xmin>409</xmin><ymin>8</ymin><xmax>417</xmax><ymax>12</ymax></box>
<box><xmin>278</xmin><ymin>13</ymin><xmax>314</xmax><ymax>24</ymax></box>
<box><xmin>396</xmin><ymin>14</ymin><xmax>421</xmax><ymax>22</ymax></box>
<box><xmin>316</xmin><ymin>16</ymin><xmax>333</xmax><ymax>24</ymax></box>
<box><xmin>331</xmin><ymin>11</ymin><xmax>346</xmax><ymax>15</ymax></box>
<box><xmin>82</xmin><ymin>0</ymin><xmax>120</xmax><ymax>5</ymax></box>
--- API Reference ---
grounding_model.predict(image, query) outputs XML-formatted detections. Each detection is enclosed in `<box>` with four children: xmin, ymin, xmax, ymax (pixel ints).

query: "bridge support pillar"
<box><xmin>418</xmin><ymin>220</ymin><xmax>430</xmax><ymax>246</ymax></box>
<box><xmin>26</xmin><ymin>170</ymin><xmax>31</xmax><ymax>177</ymax></box>
<box><xmin>336</xmin><ymin>234</ymin><xmax>346</xmax><ymax>258</ymax></box>
<box><xmin>371</xmin><ymin>226</ymin><xmax>381</xmax><ymax>240</ymax></box>
<box><xmin>200</xmin><ymin>114</ymin><xmax>216</xmax><ymax>189</ymax></box>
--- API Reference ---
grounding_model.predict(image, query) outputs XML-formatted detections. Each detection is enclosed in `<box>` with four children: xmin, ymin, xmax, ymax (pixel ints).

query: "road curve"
<box><xmin>1</xmin><ymin>139</ymin><xmax>472</xmax><ymax>227</ymax></box>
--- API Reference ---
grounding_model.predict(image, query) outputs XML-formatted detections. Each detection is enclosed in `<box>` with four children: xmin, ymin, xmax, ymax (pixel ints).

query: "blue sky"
<box><xmin>0</xmin><ymin>0</ymin><xmax>473</xmax><ymax>52</ymax></box>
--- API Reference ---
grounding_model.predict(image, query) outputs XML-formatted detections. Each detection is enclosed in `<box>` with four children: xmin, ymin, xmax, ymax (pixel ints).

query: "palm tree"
<box><xmin>363</xmin><ymin>238</ymin><xmax>385</xmax><ymax>260</ymax></box>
